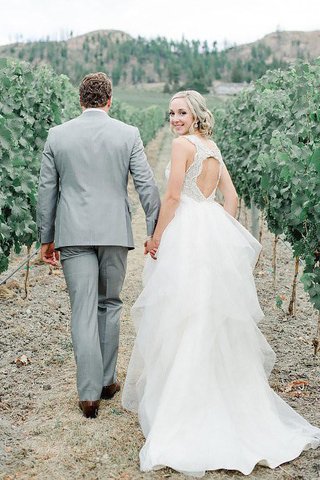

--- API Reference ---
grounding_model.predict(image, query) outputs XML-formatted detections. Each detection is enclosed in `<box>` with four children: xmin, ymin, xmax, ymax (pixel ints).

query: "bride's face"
<box><xmin>169</xmin><ymin>98</ymin><xmax>194</xmax><ymax>136</ymax></box>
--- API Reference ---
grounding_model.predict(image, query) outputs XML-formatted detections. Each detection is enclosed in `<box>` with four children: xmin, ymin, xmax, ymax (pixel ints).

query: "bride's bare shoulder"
<box><xmin>172</xmin><ymin>136</ymin><xmax>195</xmax><ymax>152</ymax></box>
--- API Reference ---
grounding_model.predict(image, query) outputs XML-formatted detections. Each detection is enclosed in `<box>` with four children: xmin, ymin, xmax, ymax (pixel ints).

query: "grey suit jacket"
<box><xmin>36</xmin><ymin>109</ymin><xmax>161</xmax><ymax>249</ymax></box>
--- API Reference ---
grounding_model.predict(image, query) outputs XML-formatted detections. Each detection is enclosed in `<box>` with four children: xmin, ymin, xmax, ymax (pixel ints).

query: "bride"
<box><xmin>122</xmin><ymin>90</ymin><xmax>320</xmax><ymax>477</ymax></box>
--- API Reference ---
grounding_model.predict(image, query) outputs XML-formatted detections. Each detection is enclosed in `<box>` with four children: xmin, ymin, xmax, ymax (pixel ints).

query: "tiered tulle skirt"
<box><xmin>122</xmin><ymin>195</ymin><xmax>320</xmax><ymax>476</ymax></box>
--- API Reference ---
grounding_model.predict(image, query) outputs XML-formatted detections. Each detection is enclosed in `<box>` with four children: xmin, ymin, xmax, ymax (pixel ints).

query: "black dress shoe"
<box><xmin>101</xmin><ymin>381</ymin><xmax>120</xmax><ymax>400</ymax></box>
<box><xmin>79</xmin><ymin>400</ymin><xmax>100</xmax><ymax>418</ymax></box>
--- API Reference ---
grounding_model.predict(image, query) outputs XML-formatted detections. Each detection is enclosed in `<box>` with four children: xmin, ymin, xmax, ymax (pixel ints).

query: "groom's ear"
<box><xmin>107</xmin><ymin>97</ymin><xmax>112</xmax><ymax>109</ymax></box>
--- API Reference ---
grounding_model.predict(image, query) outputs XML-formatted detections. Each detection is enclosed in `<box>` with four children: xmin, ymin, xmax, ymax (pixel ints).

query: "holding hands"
<box><xmin>144</xmin><ymin>237</ymin><xmax>160</xmax><ymax>260</ymax></box>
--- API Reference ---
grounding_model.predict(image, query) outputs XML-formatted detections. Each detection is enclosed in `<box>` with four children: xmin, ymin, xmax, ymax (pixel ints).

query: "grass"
<box><xmin>113</xmin><ymin>85</ymin><xmax>227</xmax><ymax>114</ymax></box>
<box><xmin>113</xmin><ymin>86</ymin><xmax>171</xmax><ymax>110</ymax></box>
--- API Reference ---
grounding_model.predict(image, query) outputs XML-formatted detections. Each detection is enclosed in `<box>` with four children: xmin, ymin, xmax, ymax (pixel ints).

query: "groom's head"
<box><xmin>79</xmin><ymin>72</ymin><xmax>112</xmax><ymax>109</ymax></box>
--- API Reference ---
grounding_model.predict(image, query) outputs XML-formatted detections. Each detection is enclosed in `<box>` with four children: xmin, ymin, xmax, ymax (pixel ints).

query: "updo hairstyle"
<box><xmin>170</xmin><ymin>90</ymin><xmax>214</xmax><ymax>137</ymax></box>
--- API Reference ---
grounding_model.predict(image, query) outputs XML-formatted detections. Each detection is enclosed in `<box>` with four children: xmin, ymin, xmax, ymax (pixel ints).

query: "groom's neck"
<box><xmin>81</xmin><ymin>106</ymin><xmax>110</xmax><ymax>113</ymax></box>
<box><xmin>81</xmin><ymin>99</ymin><xmax>112</xmax><ymax>113</ymax></box>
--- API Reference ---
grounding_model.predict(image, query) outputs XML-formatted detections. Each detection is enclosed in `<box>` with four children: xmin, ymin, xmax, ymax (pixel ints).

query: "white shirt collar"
<box><xmin>82</xmin><ymin>108</ymin><xmax>108</xmax><ymax>114</ymax></box>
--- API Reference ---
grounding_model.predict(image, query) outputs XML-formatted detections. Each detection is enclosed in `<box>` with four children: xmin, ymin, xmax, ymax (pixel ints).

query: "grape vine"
<box><xmin>0</xmin><ymin>58</ymin><xmax>165</xmax><ymax>274</ymax></box>
<box><xmin>215</xmin><ymin>60</ymin><xmax>320</xmax><ymax>312</ymax></box>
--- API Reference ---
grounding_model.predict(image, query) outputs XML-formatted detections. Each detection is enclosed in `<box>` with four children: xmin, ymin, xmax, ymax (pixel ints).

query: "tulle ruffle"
<box><xmin>122</xmin><ymin>195</ymin><xmax>320</xmax><ymax>476</ymax></box>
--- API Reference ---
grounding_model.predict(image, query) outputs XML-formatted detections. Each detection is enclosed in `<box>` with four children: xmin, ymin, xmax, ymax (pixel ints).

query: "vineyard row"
<box><xmin>215</xmin><ymin>59</ymin><xmax>320</xmax><ymax>313</ymax></box>
<box><xmin>0</xmin><ymin>58</ymin><xmax>165</xmax><ymax>273</ymax></box>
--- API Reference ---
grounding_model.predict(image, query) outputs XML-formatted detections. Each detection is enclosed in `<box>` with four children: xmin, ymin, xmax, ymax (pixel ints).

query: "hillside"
<box><xmin>226</xmin><ymin>30</ymin><xmax>320</xmax><ymax>63</ymax></box>
<box><xmin>0</xmin><ymin>29</ymin><xmax>319</xmax><ymax>90</ymax></box>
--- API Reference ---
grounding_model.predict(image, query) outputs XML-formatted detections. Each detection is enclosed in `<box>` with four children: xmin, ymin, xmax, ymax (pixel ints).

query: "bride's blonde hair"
<box><xmin>170</xmin><ymin>90</ymin><xmax>214</xmax><ymax>137</ymax></box>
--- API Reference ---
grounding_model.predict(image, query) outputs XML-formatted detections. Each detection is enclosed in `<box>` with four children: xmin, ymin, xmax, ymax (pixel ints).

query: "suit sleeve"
<box><xmin>36</xmin><ymin>130</ymin><xmax>59</xmax><ymax>244</ymax></box>
<box><xmin>129</xmin><ymin>128</ymin><xmax>161</xmax><ymax>236</ymax></box>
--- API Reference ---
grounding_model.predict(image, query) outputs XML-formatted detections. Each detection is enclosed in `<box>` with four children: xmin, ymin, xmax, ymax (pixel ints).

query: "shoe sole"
<box><xmin>100</xmin><ymin>385</ymin><xmax>121</xmax><ymax>400</ymax></box>
<box><xmin>78</xmin><ymin>403</ymin><xmax>99</xmax><ymax>418</ymax></box>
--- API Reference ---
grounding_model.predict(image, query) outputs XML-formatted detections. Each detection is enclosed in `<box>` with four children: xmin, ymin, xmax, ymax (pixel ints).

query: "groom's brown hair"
<box><xmin>79</xmin><ymin>72</ymin><xmax>112</xmax><ymax>108</ymax></box>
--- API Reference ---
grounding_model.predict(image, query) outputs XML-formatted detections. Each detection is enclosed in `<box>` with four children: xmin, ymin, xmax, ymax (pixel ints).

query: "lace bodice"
<box><xmin>165</xmin><ymin>135</ymin><xmax>225</xmax><ymax>203</ymax></box>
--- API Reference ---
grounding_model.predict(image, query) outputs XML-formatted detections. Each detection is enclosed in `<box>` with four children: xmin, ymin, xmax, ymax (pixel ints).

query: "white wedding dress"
<box><xmin>122</xmin><ymin>135</ymin><xmax>320</xmax><ymax>477</ymax></box>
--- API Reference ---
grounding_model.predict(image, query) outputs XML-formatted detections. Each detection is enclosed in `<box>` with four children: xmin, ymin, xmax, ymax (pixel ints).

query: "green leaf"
<box><xmin>0</xmin><ymin>58</ymin><xmax>8</xmax><ymax>70</ymax></box>
<box><xmin>260</xmin><ymin>175</ymin><xmax>269</xmax><ymax>189</ymax></box>
<box><xmin>310</xmin><ymin>148</ymin><xmax>320</xmax><ymax>173</ymax></box>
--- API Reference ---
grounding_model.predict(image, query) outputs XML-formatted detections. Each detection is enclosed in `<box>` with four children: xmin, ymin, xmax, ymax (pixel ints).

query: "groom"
<box><xmin>37</xmin><ymin>72</ymin><xmax>160</xmax><ymax>418</ymax></box>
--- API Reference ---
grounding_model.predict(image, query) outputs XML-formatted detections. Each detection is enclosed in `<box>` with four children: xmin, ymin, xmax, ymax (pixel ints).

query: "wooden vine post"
<box><xmin>254</xmin><ymin>210</ymin><xmax>264</xmax><ymax>267</ymax></box>
<box><xmin>244</xmin><ymin>206</ymin><xmax>248</xmax><ymax>229</ymax></box>
<box><xmin>272</xmin><ymin>235</ymin><xmax>279</xmax><ymax>289</ymax></box>
<box><xmin>250</xmin><ymin>200</ymin><xmax>260</xmax><ymax>240</ymax></box>
<box><xmin>313</xmin><ymin>313</ymin><xmax>320</xmax><ymax>355</ymax></box>
<box><xmin>288</xmin><ymin>257</ymin><xmax>300</xmax><ymax>317</ymax></box>
<box><xmin>237</xmin><ymin>198</ymin><xmax>242</xmax><ymax>221</ymax></box>
<box><xmin>259</xmin><ymin>212</ymin><xmax>264</xmax><ymax>244</ymax></box>
<box><xmin>24</xmin><ymin>245</ymin><xmax>31</xmax><ymax>299</ymax></box>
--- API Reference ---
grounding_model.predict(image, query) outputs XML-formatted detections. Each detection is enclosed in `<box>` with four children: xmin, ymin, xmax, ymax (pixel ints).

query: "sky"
<box><xmin>0</xmin><ymin>0</ymin><xmax>319</xmax><ymax>48</ymax></box>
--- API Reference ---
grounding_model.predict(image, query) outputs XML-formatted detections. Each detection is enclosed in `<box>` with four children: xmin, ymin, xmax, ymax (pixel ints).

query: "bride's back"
<box><xmin>195</xmin><ymin>155</ymin><xmax>221</xmax><ymax>198</ymax></box>
<box><xmin>183</xmin><ymin>135</ymin><xmax>224</xmax><ymax>202</ymax></box>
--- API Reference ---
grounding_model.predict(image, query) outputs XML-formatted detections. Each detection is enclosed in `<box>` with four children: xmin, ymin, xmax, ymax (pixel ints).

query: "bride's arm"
<box><xmin>150</xmin><ymin>137</ymin><xmax>191</xmax><ymax>250</ymax></box>
<box><xmin>218</xmin><ymin>165</ymin><xmax>239</xmax><ymax>217</ymax></box>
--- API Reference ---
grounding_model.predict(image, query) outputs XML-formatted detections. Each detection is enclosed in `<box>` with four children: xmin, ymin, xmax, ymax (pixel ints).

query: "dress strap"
<box><xmin>214</xmin><ymin>162</ymin><xmax>224</xmax><ymax>194</ymax></box>
<box><xmin>183</xmin><ymin>135</ymin><xmax>198</xmax><ymax>147</ymax></box>
<box><xmin>184</xmin><ymin>136</ymin><xmax>223</xmax><ymax>164</ymax></box>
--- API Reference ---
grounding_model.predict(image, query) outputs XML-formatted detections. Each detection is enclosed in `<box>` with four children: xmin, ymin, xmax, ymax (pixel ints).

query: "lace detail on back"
<box><xmin>182</xmin><ymin>135</ymin><xmax>224</xmax><ymax>203</ymax></box>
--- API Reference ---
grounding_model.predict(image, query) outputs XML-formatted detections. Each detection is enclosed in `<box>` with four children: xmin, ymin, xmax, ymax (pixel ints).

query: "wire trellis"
<box><xmin>0</xmin><ymin>247</ymin><xmax>40</xmax><ymax>287</ymax></box>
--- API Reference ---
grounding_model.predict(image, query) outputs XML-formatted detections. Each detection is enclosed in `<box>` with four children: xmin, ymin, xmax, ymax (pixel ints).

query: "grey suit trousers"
<box><xmin>60</xmin><ymin>245</ymin><xmax>128</xmax><ymax>401</ymax></box>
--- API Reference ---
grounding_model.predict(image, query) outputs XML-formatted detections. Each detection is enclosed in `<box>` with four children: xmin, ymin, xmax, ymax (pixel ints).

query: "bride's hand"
<box><xmin>150</xmin><ymin>237</ymin><xmax>160</xmax><ymax>260</ymax></box>
<box><xmin>150</xmin><ymin>245</ymin><xmax>158</xmax><ymax>260</ymax></box>
<box><xmin>144</xmin><ymin>237</ymin><xmax>160</xmax><ymax>259</ymax></box>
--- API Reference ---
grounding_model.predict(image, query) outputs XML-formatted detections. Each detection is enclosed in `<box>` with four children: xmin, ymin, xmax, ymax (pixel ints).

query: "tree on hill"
<box><xmin>0</xmin><ymin>31</ymin><xmax>303</xmax><ymax>87</ymax></box>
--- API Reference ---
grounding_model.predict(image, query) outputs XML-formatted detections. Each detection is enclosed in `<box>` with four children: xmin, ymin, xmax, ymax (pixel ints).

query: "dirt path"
<box><xmin>0</xmin><ymin>126</ymin><xmax>319</xmax><ymax>480</ymax></box>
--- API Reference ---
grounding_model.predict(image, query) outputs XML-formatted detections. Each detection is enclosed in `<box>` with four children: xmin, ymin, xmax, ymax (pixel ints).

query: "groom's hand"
<box><xmin>144</xmin><ymin>238</ymin><xmax>159</xmax><ymax>260</ymax></box>
<box><xmin>41</xmin><ymin>242</ymin><xmax>60</xmax><ymax>266</ymax></box>
<box><xmin>144</xmin><ymin>238</ymin><xmax>153</xmax><ymax>255</ymax></box>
